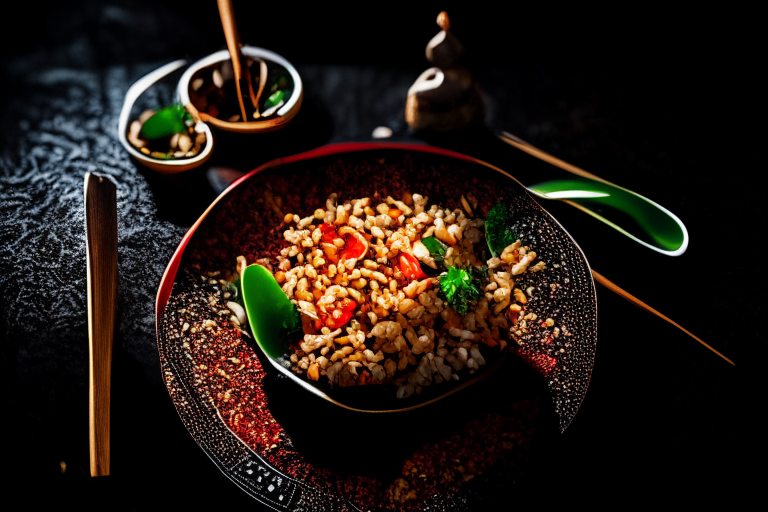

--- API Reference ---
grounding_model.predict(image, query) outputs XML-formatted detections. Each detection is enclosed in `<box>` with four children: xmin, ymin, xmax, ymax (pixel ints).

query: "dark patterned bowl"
<box><xmin>156</xmin><ymin>143</ymin><xmax>597</xmax><ymax>511</ymax></box>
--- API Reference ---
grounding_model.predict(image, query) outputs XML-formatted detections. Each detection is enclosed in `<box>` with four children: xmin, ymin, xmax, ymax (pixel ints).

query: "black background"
<box><xmin>1</xmin><ymin>1</ymin><xmax>765</xmax><ymax>510</ymax></box>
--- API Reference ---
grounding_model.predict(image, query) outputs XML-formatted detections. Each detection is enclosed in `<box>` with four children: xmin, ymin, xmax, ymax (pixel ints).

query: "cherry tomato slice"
<box><xmin>339</xmin><ymin>297</ymin><xmax>358</xmax><ymax>313</ymax></box>
<box><xmin>326</xmin><ymin>310</ymin><xmax>355</xmax><ymax>329</ymax></box>
<box><xmin>339</xmin><ymin>233</ymin><xmax>366</xmax><ymax>260</ymax></box>
<box><xmin>313</xmin><ymin>299</ymin><xmax>358</xmax><ymax>330</ymax></box>
<box><xmin>399</xmin><ymin>253</ymin><xmax>427</xmax><ymax>280</ymax></box>
<box><xmin>319</xmin><ymin>223</ymin><xmax>337</xmax><ymax>244</ymax></box>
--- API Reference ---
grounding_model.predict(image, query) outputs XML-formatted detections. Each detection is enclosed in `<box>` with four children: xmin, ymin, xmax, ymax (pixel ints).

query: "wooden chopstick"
<box><xmin>217</xmin><ymin>0</ymin><xmax>248</xmax><ymax>122</ymax></box>
<box><xmin>498</xmin><ymin>130</ymin><xmax>609</xmax><ymax>183</ymax></box>
<box><xmin>497</xmin><ymin>131</ymin><xmax>734</xmax><ymax>365</ymax></box>
<box><xmin>591</xmin><ymin>269</ymin><xmax>734</xmax><ymax>366</ymax></box>
<box><xmin>85</xmin><ymin>172</ymin><xmax>118</xmax><ymax>476</ymax></box>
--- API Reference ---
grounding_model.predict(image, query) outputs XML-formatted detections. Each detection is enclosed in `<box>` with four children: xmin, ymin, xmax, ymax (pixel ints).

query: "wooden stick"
<box><xmin>498</xmin><ymin>130</ymin><xmax>609</xmax><ymax>183</ymax></box>
<box><xmin>591</xmin><ymin>269</ymin><xmax>735</xmax><ymax>366</ymax></box>
<box><xmin>498</xmin><ymin>131</ymin><xmax>732</xmax><ymax>365</ymax></box>
<box><xmin>85</xmin><ymin>173</ymin><xmax>118</xmax><ymax>476</ymax></box>
<box><xmin>248</xmin><ymin>59</ymin><xmax>269</xmax><ymax>116</ymax></box>
<box><xmin>217</xmin><ymin>0</ymin><xmax>248</xmax><ymax>122</ymax></box>
<box><xmin>244</xmin><ymin>64</ymin><xmax>259</xmax><ymax>113</ymax></box>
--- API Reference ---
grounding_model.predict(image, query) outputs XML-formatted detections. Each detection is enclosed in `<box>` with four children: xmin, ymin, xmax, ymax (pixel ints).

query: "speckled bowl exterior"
<box><xmin>156</xmin><ymin>143</ymin><xmax>597</xmax><ymax>511</ymax></box>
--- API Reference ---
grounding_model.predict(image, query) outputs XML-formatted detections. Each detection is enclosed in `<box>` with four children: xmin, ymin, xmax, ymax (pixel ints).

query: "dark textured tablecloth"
<box><xmin>2</xmin><ymin>1</ymin><xmax>765</xmax><ymax>510</ymax></box>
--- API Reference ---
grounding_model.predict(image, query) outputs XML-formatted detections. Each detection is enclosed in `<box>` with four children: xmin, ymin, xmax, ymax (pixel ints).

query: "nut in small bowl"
<box><xmin>127</xmin><ymin>105</ymin><xmax>209</xmax><ymax>160</ymax></box>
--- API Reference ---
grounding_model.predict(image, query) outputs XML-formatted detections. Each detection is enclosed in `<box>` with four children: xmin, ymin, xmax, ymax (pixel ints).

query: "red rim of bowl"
<box><xmin>155</xmin><ymin>141</ymin><xmax>530</xmax><ymax>324</ymax></box>
<box><xmin>153</xmin><ymin>140</ymin><xmax>598</xmax><ymax>436</ymax></box>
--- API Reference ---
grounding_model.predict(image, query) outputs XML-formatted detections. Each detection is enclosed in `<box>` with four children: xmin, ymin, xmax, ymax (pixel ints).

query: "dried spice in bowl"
<box><xmin>126</xmin><ymin>104</ymin><xmax>208</xmax><ymax>160</ymax></box>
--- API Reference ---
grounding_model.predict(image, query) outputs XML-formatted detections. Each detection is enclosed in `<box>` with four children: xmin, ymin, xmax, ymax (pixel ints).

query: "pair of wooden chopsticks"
<box><xmin>498</xmin><ymin>132</ymin><xmax>735</xmax><ymax>366</ymax></box>
<box><xmin>85</xmin><ymin>173</ymin><xmax>118</xmax><ymax>476</ymax></box>
<box><xmin>217</xmin><ymin>0</ymin><xmax>268</xmax><ymax>121</ymax></box>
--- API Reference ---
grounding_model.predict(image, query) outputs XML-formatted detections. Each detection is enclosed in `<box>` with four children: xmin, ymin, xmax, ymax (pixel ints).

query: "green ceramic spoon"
<box><xmin>240</xmin><ymin>264</ymin><xmax>301</xmax><ymax>359</ymax></box>
<box><xmin>498</xmin><ymin>131</ymin><xmax>688</xmax><ymax>256</ymax></box>
<box><xmin>526</xmin><ymin>178</ymin><xmax>688</xmax><ymax>255</ymax></box>
<box><xmin>239</xmin><ymin>263</ymin><xmax>503</xmax><ymax>412</ymax></box>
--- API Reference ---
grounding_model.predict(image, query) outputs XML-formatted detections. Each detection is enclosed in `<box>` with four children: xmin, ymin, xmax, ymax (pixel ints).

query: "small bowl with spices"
<box><xmin>177</xmin><ymin>45</ymin><xmax>302</xmax><ymax>134</ymax></box>
<box><xmin>119</xmin><ymin>60</ymin><xmax>215</xmax><ymax>175</ymax></box>
<box><xmin>119</xmin><ymin>46</ymin><xmax>302</xmax><ymax>175</ymax></box>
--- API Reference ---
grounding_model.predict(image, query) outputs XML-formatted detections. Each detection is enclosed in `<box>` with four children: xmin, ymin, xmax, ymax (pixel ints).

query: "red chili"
<box><xmin>399</xmin><ymin>253</ymin><xmax>427</xmax><ymax>280</ymax></box>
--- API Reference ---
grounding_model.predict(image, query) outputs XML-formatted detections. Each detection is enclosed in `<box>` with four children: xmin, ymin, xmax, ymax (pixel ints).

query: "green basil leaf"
<box><xmin>485</xmin><ymin>202</ymin><xmax>516</xmax><ymax>258</ymax></box>
<box><xmin>421</xmin><ymin>236</ymin><xmax>447</xmax><ymax>265</ymax></box>
<box><xmin>140</xmin><ymin>104</ymin><xmax>190</xmax><ymax>140</ymax></box>
<box><xmin>264</xmin><ymin>90</ymin><xmax>285</xmax><ymax>110</ymax></box>
<box><xmin>438</xmin><ymin>265</ymin><xmax>486</xmax><ymax>316</ymax></box>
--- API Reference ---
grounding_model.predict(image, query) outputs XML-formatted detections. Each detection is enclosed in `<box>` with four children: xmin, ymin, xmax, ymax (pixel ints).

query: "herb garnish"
<box><xmin>485</xmin><ymin>202</ymin><xmax>516</xmax><ymax>257</ymax></box>
<box><xmin>421</xmin><ymin>236</ymin><xmax>447</xmax><ymax>265</ymax></box>
<box><xmin>439</xmin><ymin>265</ymin><xmax>487</xmax><ymax>316</ymax></box>
<box><xmin>422</xmin><ymin>236</ymin><xmax>487</xmax><ymax>314</ymax></box>
<box><xmin>140</xmin><ymin>104</ymin><xmax>193</xmax><ymax>140</ymax></box>
<box><xmin>264</xmin><ymin>90</ymin><xmax>285</xmax><ymax>110</ymax></box>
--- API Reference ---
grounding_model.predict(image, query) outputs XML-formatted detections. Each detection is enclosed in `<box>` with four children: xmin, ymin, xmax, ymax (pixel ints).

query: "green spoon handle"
<box><xmin>527</xmin><ymin>178</ymin><xmax>688</xmax><ymax>255</ymax></box>
<box><xmin>499</xmin><ymin>131</ymin><xmax>688</xmax><ymax>256</ymax></box>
